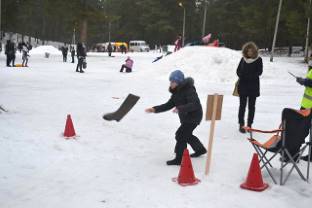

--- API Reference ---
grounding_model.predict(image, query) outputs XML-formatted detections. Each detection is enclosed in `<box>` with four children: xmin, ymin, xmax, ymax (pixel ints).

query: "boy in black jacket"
<box><xmin>145</xmin><ymin>70</ymin><xmax>207</xmax><ymax>165</ymax></box>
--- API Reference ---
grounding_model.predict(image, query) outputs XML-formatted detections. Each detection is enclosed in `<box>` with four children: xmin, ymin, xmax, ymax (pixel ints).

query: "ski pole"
<box><xmin>288</xmin><ymin>71</ymin><xmax>298</xmax><ymax>78</ymax></box>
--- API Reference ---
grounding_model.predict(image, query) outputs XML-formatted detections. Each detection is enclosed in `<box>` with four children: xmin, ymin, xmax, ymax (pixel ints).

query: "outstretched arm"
<box><xmin>297</xmin><ymin>77</ymin><xmax>312</xmax><ymax>87</ymax></box>
<box><xmin>152</xmin><ymin>98</ymin><xmax>175</xmax><ymax>113</ymax></box>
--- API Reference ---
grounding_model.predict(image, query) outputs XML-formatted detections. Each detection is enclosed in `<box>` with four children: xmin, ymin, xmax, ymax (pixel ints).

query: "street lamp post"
<box><xmin>108</xmin><ymin>21</ymin><xmax>111</xmax><ymax>42</ymax></box>
<box><xmin>304</xmin><ymin>0</ymin><xmax>311</xmax><ymax>62</ymax></box>
<box><xmin>179</xmin><ymin>2</ymin><xmax>186</xmax><ymax>47</ymax></box>
<box><xmin>0</xmin><ymin>0</ymin><xmax>2</xmax><ymax>40</ymax></box>
<box><xmin>270</xmin><ymin>0</ymin><xmax>283</xmax><ymax>62</ymax></box>
<box><xmin>202</xmin><ymin>0</ymin><xmax>208</xmax><ymax>38</ymax></box>
<box><xmin>72</xmin><ymin>28</ymin><xmax>76</xmax><ymax>46</ymax></box>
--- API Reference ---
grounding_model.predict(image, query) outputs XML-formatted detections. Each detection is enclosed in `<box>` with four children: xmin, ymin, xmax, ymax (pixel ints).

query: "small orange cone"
<box><xmin>240</xmin><ymin>153</ymin><xmax>269</xmax><ymax>192</ymax></box>
<box><xmin>63</xmin><ymin>114</ymin><xmax>76</xmax><ymax>138</ymax></box>
<box><xmin>173</xmin><ymin>149</ymin><xmax>200</xmax><ymax>186</ymax></box>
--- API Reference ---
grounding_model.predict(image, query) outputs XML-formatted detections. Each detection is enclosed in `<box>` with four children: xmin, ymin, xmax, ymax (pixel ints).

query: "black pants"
<box><xmin>6</xmin><ymin>55</ymin><xmax>10</xmax><ymax>66</ymax></box>
<box><xmin>22</xmin><ymin>56</ymin><xmax>28</xmax><ymax>66</ymax></box>
<box><xmin>300</xmin><ymin>107</ymin><xmax>312</xmax><ymax>157</ymax></box>
<box><xmin>238</xmin><ymin>96</ymin><xmax>257</xmax><ymax>127</ymax></box>
<box><xmin>11</xmin><ymin>55</ymin><xmax>15</xmax><ymax>66</ymax></box>
<box><xmin>63</xmin><ymin>55</ymin><xmax>67</xmax><ymax>62</ymax></box>
<box><xmin>71</xmin><ymin>56</ymin><xmax>75</xmax><ymax>63</ymax></box>
<box><xmin>174</xmin><ymin>123</ymin><xmax>206</xmax><ymax>161</ymax></box>
<box><xmin>120</xmin><ymin>64</ymin><xmax>131</xmax><ymax>73</ymax></box>
<box><xmin>76</xmin><ymin>58</ymin><xmax>84</xmax><ymax>72</ymax></box>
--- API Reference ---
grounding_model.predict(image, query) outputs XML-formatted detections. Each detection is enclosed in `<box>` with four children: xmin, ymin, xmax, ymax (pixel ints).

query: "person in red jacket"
<box><xmin>174</xmin><ymin>35</ymin><xmax>182</xmax><ymax>52</ymax></box>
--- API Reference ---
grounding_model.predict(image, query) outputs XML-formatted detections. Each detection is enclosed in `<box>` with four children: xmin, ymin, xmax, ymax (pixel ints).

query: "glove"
<box><xmin>296</xmin><ymin>77</ymin><xmax>305</xmax><ymax>85</ymax></box>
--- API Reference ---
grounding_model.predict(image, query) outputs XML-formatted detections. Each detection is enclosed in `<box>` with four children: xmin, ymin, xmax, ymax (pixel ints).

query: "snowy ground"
<box><xmin>0</xmin><ymin>46</ymin><xmax>311</xmax><ymax>208</ymax></box>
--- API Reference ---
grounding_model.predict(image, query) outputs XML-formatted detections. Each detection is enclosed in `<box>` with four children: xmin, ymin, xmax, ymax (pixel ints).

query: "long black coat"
<box><xmin>236</xmin><ymin>57</ymin><xmax>263</xmax><ymax>97</ymax></box>
<box><xmin>153</xmin><ymin>78</ymin><xmax>203</xmax><ymax>124</ymax></box>
<box><xmin>5</xmin><ymin>41</ymin><xmax>15</xmax><ymax>56</ymax></box>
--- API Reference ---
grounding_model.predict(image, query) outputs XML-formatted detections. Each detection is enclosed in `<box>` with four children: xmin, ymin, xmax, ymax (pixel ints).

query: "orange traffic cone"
<box><xmin>63</xmin><ymin>114</ymin><xmax>76</xmax><ymax>138</ymax></box>
<box><xmin>173</xmin><ymin>149</ymin><xmax>200</xmax><ymax>186</ymax></box>
<box><xmin>240</xmin><ymin>153</ymin><xmax>269</xmax><ymax>192</ymax></box>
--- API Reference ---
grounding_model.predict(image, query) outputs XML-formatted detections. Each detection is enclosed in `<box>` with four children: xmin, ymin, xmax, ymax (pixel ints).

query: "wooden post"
<box><xmin>205</xmin><ymin>94</ymin><xmax>223</xmax><ymax>175</ymax></box>
<box><xmin>304</xmin><ymin>0</ymin><xmax>311</xmax><ymax>62</ymax></box>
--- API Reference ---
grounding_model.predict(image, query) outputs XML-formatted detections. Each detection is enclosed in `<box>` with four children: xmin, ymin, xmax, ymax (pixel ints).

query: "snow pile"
<box><xmin>150</xmin><ymin>46</ymin><xmax>307</xmax><ymax>86</ymax></box>
<box><xmin>154</xmin><ymin>46</ymin><xmax>242</xmax><ymax>83</ymax></box>
<box><xmin>30</xmin><ymin>45</ymin><xmax>61</xmax><ymax>55</ymax></box>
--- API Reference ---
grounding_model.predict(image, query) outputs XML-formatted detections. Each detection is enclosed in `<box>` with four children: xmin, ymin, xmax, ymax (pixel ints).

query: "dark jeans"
<box><xmin>238</xmin><ymin>95</ymin><xmax>257</xmax><ymax>127</ymax></box>
<box><xmin>6</xmin><ymin>55</ymin><xmax>10</xmax><ymax>66</ymax></box>
<box><xmin>12</xmin><ymin>55</ymin><xmax>15</xmax><ymax>66</ymax></box>
<box><xmin>22</xmin><ymin>57</ymin><xmax>28</xmax><ymax>66</ymax></box>
<box><xmin>76</xmin><ymin>58</ymin><xmax>84</xmax><ymax>72</ymax></box>
<box><xmin>63</xmin><ymin>55</ymin><xmax>67</xmax><ymax>62</ymax></box>
<box><xmin>6</xmin><ymin>54</ymin><xmax>15</xmax><ymax>66</ymax></box>
<box><xmin>120</xmin><ymin>64</ymin><xmax>131</xmax><ymax>73</ymax></box>
<box><xmin>174</xmin><ymin>123</ymin><xmax>206</xmax><ymax>161</ymax></box>
<box><xmin>300</xmin><ymin>107</ymin><xmax>312</xmax><ymax>157</ymax></box>
<box><xmin>71</xmin><ymin>56</ymin><xmax>75</xmax><ymax>63</ymax></box>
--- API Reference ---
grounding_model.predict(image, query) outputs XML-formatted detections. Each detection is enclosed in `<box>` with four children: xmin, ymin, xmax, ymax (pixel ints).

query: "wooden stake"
<box><xmin>205</xmin><ymin>94</ymin><xmax>218</xmax><ymax>175</ymax></box>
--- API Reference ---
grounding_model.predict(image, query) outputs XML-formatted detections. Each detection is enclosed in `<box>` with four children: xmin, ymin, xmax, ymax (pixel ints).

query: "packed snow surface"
<box><xmin>0</xmin><ymin>46</ymin><xmax>311</xmax><ymax>208</ymax></box>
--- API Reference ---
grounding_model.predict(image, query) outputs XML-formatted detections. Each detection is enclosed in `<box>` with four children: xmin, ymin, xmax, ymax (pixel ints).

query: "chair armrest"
<box><xmin>243</xmin><ymin>126</ymin><xmax>283</xmax><ymax>134</ymax></box>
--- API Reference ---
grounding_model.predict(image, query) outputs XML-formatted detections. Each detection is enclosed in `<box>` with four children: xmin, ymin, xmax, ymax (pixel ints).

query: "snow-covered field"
<box><xmin>0</xmin><ymin>46</ymin><xmax>311</xmax><ymax>208</ymax></box>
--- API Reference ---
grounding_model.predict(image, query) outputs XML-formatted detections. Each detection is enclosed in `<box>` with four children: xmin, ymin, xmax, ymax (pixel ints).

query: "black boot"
<box><xmin>301</xmin><ymin>155</ymin><xmax>312</xmax><ymax>162</ymax></box>
<box><xmin>166</xmin><ymin>158</ymin><xmax>182</xmax><ymax>166</ymax></box>
<box><xmin>281</xmin><ymin>154</ymin><xmax>299</xmax><ymax>163</ymax></box>
<box><xmin>80</xmin><ymin>70</ymin><xmax>85</xmax><ymax>73</ymax></box>
<box><xmin>239</xmin><ymin>125</ymin><xmax>246</xmax><ymax>133</ymax></box>
<box><xmin>190</xmin><ymin>149</ymin><xmax>207</xmax><ymax>158</ymax></box>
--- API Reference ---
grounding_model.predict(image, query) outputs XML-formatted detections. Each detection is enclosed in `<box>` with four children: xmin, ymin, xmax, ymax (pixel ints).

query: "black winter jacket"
<box><xmin>77</xmin><ymin>45</ymin><xmax>86</xmax><ymax>58</ymax></box>
<box><xmin>236</xmin><ymin>57</ymin><xmax>263</xmax><ymax>97</ymax></box>
<box><xmin>5</xmin><ymin>42</ymin><xmax>15</xmax><ymax>55</ymax></box>
<box><xmin>153</xmin><ymin>78</ymin><xmax>203</xmax><ymax>124</ymax></box>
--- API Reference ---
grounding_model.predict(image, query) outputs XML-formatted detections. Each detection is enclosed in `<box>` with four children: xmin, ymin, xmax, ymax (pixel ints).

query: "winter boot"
<box><xmin>166</xmin><ymin>158</ymin><xmax>181</xmax><ymax>166</ymax></box>
<box><xmin>301</xmin><ymin>155</ymin><xmax>312</xmax><ymax>162</ymax></box>
<box><xmin>80</xmin><ymin>70</ymin><xmax>85</xmax><ymax>73</ymax></box>
<box><xmin>190</xmin><ymin>149</ymin><xmax>207</xmax><ymax>158</ymax></box>
<box><xmin>239</xmin><ymin>125</ymin><xmax>246</xmax><ymax>133</ymax></box>
<box><xmin>280</xmin><ymin>154</ymin><xmax>299</xmax><ymax>163</ymax></box>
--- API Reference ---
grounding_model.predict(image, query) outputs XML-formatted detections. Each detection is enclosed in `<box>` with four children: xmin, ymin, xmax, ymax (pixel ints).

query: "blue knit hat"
<box><xmin>169</xmin><ymin>70</ymin><xmax>185</xmax><ymax>84</ymax></box>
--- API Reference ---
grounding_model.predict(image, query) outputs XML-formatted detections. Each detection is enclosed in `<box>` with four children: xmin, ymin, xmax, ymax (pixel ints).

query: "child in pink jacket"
<box><xmin>120</xmin><ymin>56</ymin><xmax>133</xmax><ymax>73</ymax></box>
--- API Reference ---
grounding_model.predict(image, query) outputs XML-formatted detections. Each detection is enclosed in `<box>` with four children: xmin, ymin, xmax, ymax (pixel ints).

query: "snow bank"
<box><xmin>153</xmin><ymin>46</ymin><xmax>242</xmax><ymax>83</ymax></box>
<box><xmin>30</xmin><ymin>45</ymin><xmax>61</xmax><ymax>55</ymax></box>
<box><xmin>150</xmin><ymin>46</ymin><xmax>306</xmax><ymax>85</ymax></box>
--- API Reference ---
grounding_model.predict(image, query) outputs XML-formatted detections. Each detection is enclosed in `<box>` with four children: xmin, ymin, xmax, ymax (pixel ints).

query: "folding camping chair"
<box><xmin>244</xmin><ymin>108</ymin><xmax>312</xmax><ymax>185</ymax></box>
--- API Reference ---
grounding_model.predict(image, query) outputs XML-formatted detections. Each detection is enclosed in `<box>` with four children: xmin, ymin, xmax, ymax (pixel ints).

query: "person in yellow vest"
<box><xmin>297</xmin><ymin>70</ymin><xmax>312</xmax><ymax>109</ymax></box>
<box><xmin>296</xmin><ymin>69</ymin><xmax>312</xmax><ymax>161</ymax></box>
<box><xmin>308</xmin><ymin>54</ymin><xmax>312</xmax><ymax>71</ymax></box>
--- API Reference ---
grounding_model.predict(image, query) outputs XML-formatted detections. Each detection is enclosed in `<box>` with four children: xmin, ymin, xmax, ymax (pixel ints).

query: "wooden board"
<box><xmin>206</xmin><ymin>94</ymin><xmax>223</xmax><ymax>121</ymax></box>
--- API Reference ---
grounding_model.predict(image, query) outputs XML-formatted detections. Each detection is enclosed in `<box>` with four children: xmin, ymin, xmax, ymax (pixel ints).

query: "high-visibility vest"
<box><xmin>301</xmin><ymin>70</ymin><xmax>312</xmax><ymax>109</ymax></box>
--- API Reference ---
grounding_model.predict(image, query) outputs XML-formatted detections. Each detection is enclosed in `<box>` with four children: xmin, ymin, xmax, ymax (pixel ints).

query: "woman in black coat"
<box><xmin>236</xmin><ymin>42</ymin><xmax>263</xmax><ymax>133</ymax></box>
<box><xmin>145</xmin><ymin>70</ymin><xmax>207</xmax><ymax>165</ymax></box>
